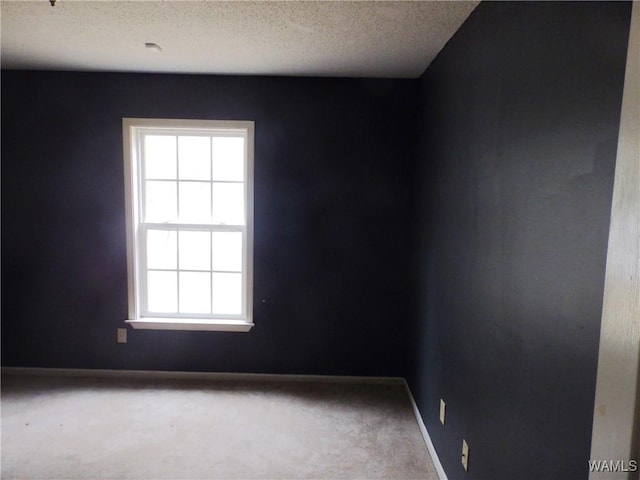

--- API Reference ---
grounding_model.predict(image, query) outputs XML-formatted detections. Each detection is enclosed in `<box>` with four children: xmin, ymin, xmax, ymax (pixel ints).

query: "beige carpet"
<box><xmin>1</xmin><ymin>373</ymin><xmax>439</xmax><ymax>480</ymax></box>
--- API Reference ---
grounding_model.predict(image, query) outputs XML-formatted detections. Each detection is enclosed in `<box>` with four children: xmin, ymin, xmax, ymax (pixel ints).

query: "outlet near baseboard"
<box><xmin>462</xmin><ymin>438</ymin><xmax>469</xmax><ymax>471</ymax></box>
<box><xmin>439</xmin><ymin>399</ymin><xmax>446</xmax><ymax>425</ymax></box>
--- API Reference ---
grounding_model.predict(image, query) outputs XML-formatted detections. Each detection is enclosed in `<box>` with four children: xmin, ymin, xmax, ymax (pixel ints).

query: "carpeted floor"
<box><xmin>1</xmin><ymin>373</ymin><xmax>439</xmax><ymax>480</ymax></box>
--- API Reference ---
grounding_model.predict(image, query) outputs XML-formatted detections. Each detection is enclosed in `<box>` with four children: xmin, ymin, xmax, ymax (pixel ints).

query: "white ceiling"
<box><xmin>0</xmin><ymin>0</ymin><xmax>479</xmax><ymax>79</ymax></box>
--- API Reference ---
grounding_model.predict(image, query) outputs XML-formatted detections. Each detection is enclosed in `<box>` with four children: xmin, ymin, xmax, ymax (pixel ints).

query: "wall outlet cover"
<box><xmin>439</xmin><ymin>399</ymin><xmax>446</xmax><ymax>425</ymax></box>
<box><xmin>462</xmin><ymin>439</ymin><xmax>469</xmax><ymax>471</ymax></box>
<box><xmin>117</xmin><ymin>328</ymin><xmax>127</xmax><ymax>344</ymax></box>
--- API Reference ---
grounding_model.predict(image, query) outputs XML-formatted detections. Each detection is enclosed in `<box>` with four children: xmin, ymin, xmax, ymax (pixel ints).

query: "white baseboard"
<box><xmin>1</xmin><ymin>366</ymin><xmax>404</xmax><ymax>385</ymax></box>
<box><xmin>404</xmin><ymin>380</ymin><xmax>449</xmax><ymax>480</ymax></box>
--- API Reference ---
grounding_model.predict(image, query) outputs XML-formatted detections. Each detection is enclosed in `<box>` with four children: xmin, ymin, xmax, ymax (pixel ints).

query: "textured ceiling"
<box><xmin>0</xmin><ymin>0</ymin><xmax>479</xmax><ymax>78</ymax></box>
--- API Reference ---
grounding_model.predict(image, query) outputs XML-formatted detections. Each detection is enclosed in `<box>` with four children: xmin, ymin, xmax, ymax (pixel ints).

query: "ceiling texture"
<box><xmin>0</xmin><ymin>0</ymin><xmax>479</xmax><ymax>79</ymax></box>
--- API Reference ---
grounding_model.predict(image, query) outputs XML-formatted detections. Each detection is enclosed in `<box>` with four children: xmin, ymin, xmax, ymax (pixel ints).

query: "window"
<box><xmin>123</xmin><ymin>118</ymin><xmax>254</xmax><ymax>331</ymax></box>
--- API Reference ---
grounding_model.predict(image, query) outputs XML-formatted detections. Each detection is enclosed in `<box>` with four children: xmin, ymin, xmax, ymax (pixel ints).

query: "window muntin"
<box><xmin>123</xmin><ymin>119</ymin><xmax>254</xmax><ymax>331</ymax></box>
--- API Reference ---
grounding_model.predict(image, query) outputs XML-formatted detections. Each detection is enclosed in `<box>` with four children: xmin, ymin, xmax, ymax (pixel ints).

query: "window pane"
<box><xmin>212</xmin><ymin>183</ymin><xmax>244</xmax><ymax>225</ymax></box>
<box><xmin>147</xmin><ymin>271</ymin><xmax>177</xmax><ymax>313</ymax></box>
<box><xmin>179</xmin><ymin>182</ymin><xmax>211</xmax><ymax>222</ymax></box>
<box><xmin>179</xmin><ymin>231</ymin><xmax>210</xmax><ymax>271</ymax></box>
<box><xmin>145</xmin><ymin>181</ymin><xmax>177</xmax><ymax>222</ymax></box>
<box><xmin>211</xmin><ymin>137</ymin><xmax>244</xmax><ymax>181</ymax></box>
<box><xmin>212</xmin><ymin>232</ymin><xmax>242</xmax><ymax>272</ymax></box>
<box><xmin>178</xmin><ymin>136</ymin><xmax>211</xmax><ymax>180</ymax></box>
<box><xmin>144</xmin><ymin>135</ymin><xmax>176</xmax><ymax>179</ymax></box>
<box><xmin>147</xmin><ymin>230</ymin><xmax>177</xmax><ymax>269</ymax></box>
<box><xmin>179</xmin><ymin>272</ymin><xmax>211</xmax><ymax>314</ymax></box>
<box><xmin>212</xmin><ymin>272</ymin><xmax>242</xmax><ymax>314</ymax></box>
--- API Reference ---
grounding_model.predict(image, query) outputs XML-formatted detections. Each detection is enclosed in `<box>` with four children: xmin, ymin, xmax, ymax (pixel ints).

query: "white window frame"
<box><xmin>123</xmin><ymin>118</ymin><xmax>254</xmax><ymax>332</ymax></box>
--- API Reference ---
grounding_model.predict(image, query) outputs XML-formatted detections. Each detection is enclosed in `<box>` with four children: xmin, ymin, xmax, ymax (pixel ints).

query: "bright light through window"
<box><xmin>123</xmin><ymin>119</ymin><xmax>254</xmax><ymax>332</ymax></box>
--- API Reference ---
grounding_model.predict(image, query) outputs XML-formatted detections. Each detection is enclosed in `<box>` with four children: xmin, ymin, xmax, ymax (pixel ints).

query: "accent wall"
<box><xmin>408</xmin><ymin>2</ymin><xmax>632</xmax><ymax>479</ymax></box>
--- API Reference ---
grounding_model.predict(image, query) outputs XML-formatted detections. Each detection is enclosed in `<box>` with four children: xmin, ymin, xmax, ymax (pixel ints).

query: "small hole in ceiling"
<box><xmin>144</xmin><ymin>43</ymin><xmax>162</xmax><ymax>52</ymax></box>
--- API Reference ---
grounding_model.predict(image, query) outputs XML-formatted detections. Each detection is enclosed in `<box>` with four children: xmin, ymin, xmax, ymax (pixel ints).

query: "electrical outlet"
<box><xmin>117</xmin><ymin>328</ymin><xmax>127</xmax><ymax>344</ymax></box>
<box><xmin>439</xmin><ymin>399</ymin><xmax>446</xmax><ymax>425</ymax></box>
<box><xmin>461</xmin><ymin>439</ymin><xmax>469</xmax><ymax>471</ymax></box>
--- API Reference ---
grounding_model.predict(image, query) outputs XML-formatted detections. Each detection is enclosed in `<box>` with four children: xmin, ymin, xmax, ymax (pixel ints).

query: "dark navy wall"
<box><xmin>408</xmin><ymin>2</ymin><xmax>631</xmax><ymax>480</ymax></box>
<box><xmin>1</xmin><ymin>71</ymin><xmax>419</xmax><ymax>375</ymax></box>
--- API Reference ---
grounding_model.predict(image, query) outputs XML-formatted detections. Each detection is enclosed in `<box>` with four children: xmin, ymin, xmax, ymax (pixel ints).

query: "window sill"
<box><xmin>125</xmin><ymin>318</ymin><xmax>254</xmax><ymax>332</ymax></box>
